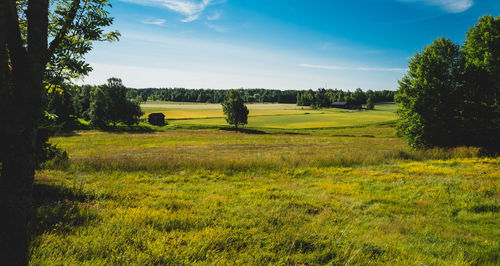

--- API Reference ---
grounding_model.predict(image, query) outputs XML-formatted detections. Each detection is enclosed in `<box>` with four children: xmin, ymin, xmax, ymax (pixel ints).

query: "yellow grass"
<box><xmin>141</xmin><ymin>102</ymin><xmax>398</xmax><ymax>129</ymax></box>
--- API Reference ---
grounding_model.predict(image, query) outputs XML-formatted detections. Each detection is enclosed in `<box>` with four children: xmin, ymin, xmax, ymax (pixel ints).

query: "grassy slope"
<box><xmin>31</xmin><ymin>125</ymin><xmax>499</xmax><ymax>265</ymax></box>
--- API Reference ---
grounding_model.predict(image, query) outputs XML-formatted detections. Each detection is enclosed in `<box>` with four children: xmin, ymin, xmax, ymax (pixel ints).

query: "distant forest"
<box><xmin>126</xmin><ymin>87</ymin><xmax>395</xmax><ymax>106</ymax></box>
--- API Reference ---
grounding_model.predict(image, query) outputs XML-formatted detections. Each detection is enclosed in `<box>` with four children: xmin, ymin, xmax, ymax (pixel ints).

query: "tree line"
<box><xmin>125</xmin><ymin>87</ymin><xmax>394</xmax><ymax>107</ymax></box>
<box><xmin>127</xmin><ymin>88</ymin><xmax>299</xmax><ymax>104</ymax></box>
<box><xmin>297</xmin><ymin>88</ymin><xmax>395</xmax><ymax>108</ymax></box>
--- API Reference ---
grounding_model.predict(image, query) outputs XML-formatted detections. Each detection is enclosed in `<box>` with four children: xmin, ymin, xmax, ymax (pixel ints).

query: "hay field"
<box><xmin>141</xmin><ymin>102</ymin><xmax>312</xmax><ymax>119</ymax></box>
<box><xmin>141</xmin><ymin>102</ymin><xmax>397</xmax><ymax>129</ymax></box>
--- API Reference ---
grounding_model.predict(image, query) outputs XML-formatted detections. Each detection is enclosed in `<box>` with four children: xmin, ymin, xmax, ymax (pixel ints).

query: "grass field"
<box><xmin>30</xmin><ymin>103</ymin><xmax>499</xmax><ymax>264</ymax></box>
<box><xmin>142</xmin><ymin>102</ymin><xmax>397</xmax><ymax>129</ymax></box>
<box><xmin>141</xmin><ymin>102</ymin><xmax>314</xmax><ymax>119</ymax></box>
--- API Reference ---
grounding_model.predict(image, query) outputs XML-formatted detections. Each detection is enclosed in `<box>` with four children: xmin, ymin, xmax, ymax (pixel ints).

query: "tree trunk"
<box><xmin>1</xmin><ymin>0</ymin><xmax>48</xmax><ymax>263</ymax></box>
<box><xmin>0</xmin><ymin>54</ymin><xmax>41</xmax><ymax>265</ymax></box>
<box><xmin>0</xmin><ymin>132</ymin><xmax>37</xmax><ymax>266</ymax></box>
<box><xmin>0</xmin><ymin>67</ymin><xmax>43</xmax><ymax>265</ymax></box>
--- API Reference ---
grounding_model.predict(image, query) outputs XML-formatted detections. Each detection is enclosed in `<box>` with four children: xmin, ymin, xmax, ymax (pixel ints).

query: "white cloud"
<box><xmin>300</xmin><ymin>64</ymin><xmax>407</xmax><ymax>72</ymax></box>
<box><xmin>140</xmin><ymin>18</ymin><xmax>166</xmax><ymax>25</ymax></box>
<box><xmin>181</xmin><ymin>15</ymin><xmax>201</xmax><ymax>22</ymax></box>
<box><xmin>300</xmin><ymin>64</ymin><xmax>347</xmax><ymax>70</ymax></box>
<box><xmin>122</xmin><ymin>0</ymin><xmax>213</xmax><ymax>22</ymax></box>
<box><xmin>207</xmin><ymin>11</ymin><xmax>221</xmax><ymax>20</ymax></box>
<box><xmin>400</xmin><ymin>0</ymin><xmax>473</xmax><ymax>13</ymax></box>
<box><xmin>206</xmin><ymin>23</ymin><xmax>227</xmax><ymax>32</ymax></box>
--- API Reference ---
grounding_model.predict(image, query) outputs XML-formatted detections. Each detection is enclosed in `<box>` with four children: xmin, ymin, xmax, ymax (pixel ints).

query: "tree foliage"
<box><xmin>462</xmin><ymin>15</ymin><xmax>500</xmax><ymax>151</ymax></box>
<box><xmin>122</xmin><ymin>87</ymin><xmax>394</xmax><ymax>107</ymax></box>
<box><xmin>222</xmin><ymin>90</ymin><xmax>249</xmax><ymax>128</ymax></box>
<box><xmin>366</xmin><ymin>97</ymin><xmax>374</xmax><ymax>110</ymax></box>
<box><xmin>297</xmin><ymin>88</ymin><xmax>394</xmax><ymax>108</ymax></box>
<box><xmin>88</xmin><ymin>78</ymin><xmax>143</xmax><ymax>129</ymax></box>
<box><xmin>396</xmin><ymin>15</ymin><xmax>500</xmax><ymax>152</ymax></box>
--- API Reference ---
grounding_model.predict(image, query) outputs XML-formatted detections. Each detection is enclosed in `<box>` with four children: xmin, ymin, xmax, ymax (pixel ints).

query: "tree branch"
<box><xmin>47</xmin><ymin>0</ymin><xmax>81</xmax><ymax>60</ymax></box>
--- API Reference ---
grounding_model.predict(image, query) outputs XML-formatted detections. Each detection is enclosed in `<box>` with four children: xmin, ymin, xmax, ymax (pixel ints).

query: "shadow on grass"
<box><xmin>30</xmin><ymin>183</ymin><xmax>98</xmax><ymax>236</ymax></box>
<box><xmin>278</xmin><ymin>131</ymin><xmax>309</xmax><ymax>135</ymax></box>
<box><xmin>101</xmin><ymin>124</ymin><xmax>156</xmax><ymax>133</ymax></box>
<box><xmin>328</xmin><ymin>134</ymin><xmax>375</xmax><ymax>138</ymax></box>
<box><xmin>219</xmin><ymin>127</ymin><xmax>268</xmax><ymax>135</ymax></box>
<box><xmin>53</xmin><ymin>131</ymin><xmax>82</xmax><ymax>137</ymax></box>
<box><xmin>32</xmin><ymin>183</ymin><xmax>91</xmax><ymax>207</ymax></box>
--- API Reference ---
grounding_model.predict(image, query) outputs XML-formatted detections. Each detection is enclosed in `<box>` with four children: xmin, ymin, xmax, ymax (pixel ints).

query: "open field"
<box><xmin>31</xmin><ymin>118</ymin><xmax>500</xmax><ymax>264</ymax></box>
<box><xmin>142</xmin><ymin>102</ymin><xmax>398</xmax><ymax>129</ymax></box>
<box><xmin>141</xmin><ymin>102</ymin><xmax>314</xmax><ymax>119</ymax></box>
<box><xmin>172</xmin><ymin>112</ymin><xmax>397</xmax><ymax>129</ymax></box>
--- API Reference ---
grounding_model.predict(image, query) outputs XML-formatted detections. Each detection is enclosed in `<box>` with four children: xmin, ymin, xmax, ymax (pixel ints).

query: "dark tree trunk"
<box><xmin>0</xmin><ymin>133</ymin><xmax>37</xmax><ymax>266</ymax></box>
<box><xmin>0</xmin><ymin>54</ymin><xmax>42</xmax><ymax>266</ymax></box>
<box><xmin>0</xmin><ymin>0</ymin><xmax>48</xmax><ymax>264</ymax></box>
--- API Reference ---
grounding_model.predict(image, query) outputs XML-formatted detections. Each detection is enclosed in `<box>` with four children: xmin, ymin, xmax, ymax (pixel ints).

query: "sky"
<box><xmin>81</xmin><ymin>0</ymin><xmax>500</xmax><ymax>90</ymax></box>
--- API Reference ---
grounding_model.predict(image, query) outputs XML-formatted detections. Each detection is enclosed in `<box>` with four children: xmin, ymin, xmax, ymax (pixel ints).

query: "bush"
<box><xmin>38</xmin><ymin>144</ymin><xmax>69</xmax><ymax>170</ymax></box>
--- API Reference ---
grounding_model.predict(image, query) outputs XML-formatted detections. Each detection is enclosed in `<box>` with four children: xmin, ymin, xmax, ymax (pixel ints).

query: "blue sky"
<box><xmin>82</xmin><ymin>0</ymin><xmax>500</xmax><ymax>90</ymax></box>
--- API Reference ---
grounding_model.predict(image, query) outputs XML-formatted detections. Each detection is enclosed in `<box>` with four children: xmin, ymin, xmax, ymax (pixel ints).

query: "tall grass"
<box><xmin>30</xmin><ymin>126</ymin><xmax>499</xmax><ymax>265</ymax></box>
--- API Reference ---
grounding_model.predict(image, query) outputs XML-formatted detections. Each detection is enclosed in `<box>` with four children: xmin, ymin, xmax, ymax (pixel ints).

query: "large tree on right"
<box><xmin>396</xmin><ymin>15</ymin><xmax>499</xmax><ymax>153</ymax></box>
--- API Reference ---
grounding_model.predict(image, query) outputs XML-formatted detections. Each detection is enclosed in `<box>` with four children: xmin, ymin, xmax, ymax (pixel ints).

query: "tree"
<box><xmin>0</xmin><ymin>0</ymin><xmax>117</xmax><ymax>263</ymax></box>
<box><xmin>74</xmin><ymin>84</ymin><xmax>93</xmax><ymax>120</ymax></box>
<box><xmin>396</xmin><ymin>38</ymin><xmax>465</xmax><ymax>149</ymax></box>
<box><xmin>89</xmin><ymin>78</ymin><xmax>143</xmax><ymax>129</ymax></box>
<box><xmin>366</xmin><ymin>97</ymin><xmax>375</xmax><ymax>110</ymax></box>
<box><xmin>45</xmin><ymin>84</ymin><xmax>80</xmax><ymax>131</ymax></box>
<box><xmin>396</xmin><ymin>16</ymin><xmax>500</xmax><ymax>152</ymax></box>
<box><xmin>366</xmin><ymin>90</ymin><xmax>375</xmax><ymax>110</ymax></box>
<box><xmin>222</xmin><ymin>90</ymin><xmax>249</xmax><ymax>128</ymax></box>
<box><xmin>462</xmin><ymin>15</ymin><xmax>500</xmax><ymax>152</ymax></box>
<box><xmin>89</xmin><ymin>86</ymin><xmax>108</xmax><ymax>129</ymax></box>
<box><xmin>351</xmin><ymin>88</ymin><xmax>367</xmax><ymax>105</ymax></box>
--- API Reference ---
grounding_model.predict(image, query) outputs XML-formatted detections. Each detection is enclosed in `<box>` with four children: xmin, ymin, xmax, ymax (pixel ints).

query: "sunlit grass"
<box><xmin>141</xmin><ymin>102</ymin><xmax>397</xmax><ymax>129</ymax></box>
<box><xmin>30</xmin><ymin>123</ymin><xmax>500</xmax><ymax>264</ymax></box>
<box><xmin>141</xmin><ymin>102</ymin><xmax>319</xmax><ymax>119</ymax></box>
<box><xmin>171</xmin><ymin>112</ymin><xmax>396</xmax><ymax>129</ymax></box>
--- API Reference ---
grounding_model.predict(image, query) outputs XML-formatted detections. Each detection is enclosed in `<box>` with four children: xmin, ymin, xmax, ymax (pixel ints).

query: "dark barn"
<box><xmin>148</xmin><ymin>113</ymin><xmax>166</xmax><ymax>126</ymax></box>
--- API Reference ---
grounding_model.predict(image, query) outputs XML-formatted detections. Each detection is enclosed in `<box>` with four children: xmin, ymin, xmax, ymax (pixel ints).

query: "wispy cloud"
<box><xmin>300</xmin><ymin>64</ymin><xmax>407</xmax><ymax>72</ymax></box>
<box><xmin>400</xmin><ymin>0</ymin><xmax>473</xmax><ymax>13</ymax></box>
<box><xmin>140</xmin><ymin>18</ymin><xmax>167</xmax><ymax>26</ymax></box>
<box><xmin>122</xmin><ymin>0</ymin><xmax>214</xmax><ymax>22</ymax></box>
<box><xmin>206</xmin><ymin>23</ymin><xmax>227</xmax><ymax>32</ymax></box>
<box><xmin>207</xmin><ymin>11</ymin><xmax>221</xmax><ymax>20</ymax></box>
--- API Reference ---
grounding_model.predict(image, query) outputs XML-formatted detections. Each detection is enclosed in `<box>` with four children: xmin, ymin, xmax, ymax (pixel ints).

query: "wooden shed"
<box><xmin>148</xmin><ymin>113</ymin><xmax>165</xmax><ymax>126</ymax></box>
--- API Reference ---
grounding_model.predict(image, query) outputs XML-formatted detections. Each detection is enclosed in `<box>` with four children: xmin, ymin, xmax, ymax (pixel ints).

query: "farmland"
<box><xmin>30</xmin><ymin>103</ymin><xmax>500</xmax><ymax>264</ymax></box>
<box><xmin>142</xmin><ymin>102</ymin><xmax>397</xmax><ymax>129</ymax></box>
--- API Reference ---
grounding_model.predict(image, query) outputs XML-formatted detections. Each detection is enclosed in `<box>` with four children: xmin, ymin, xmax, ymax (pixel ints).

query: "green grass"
<box><xmin>29</xmin><ymin>102</ymin><xmax>499</xmax><ymax>265</ymax></box>
<box><xmin>141</xmin><ymin>102</ymin><xmax>316</xmax><ymax>119</ymax></box>
<box><xmin>172</xmin><ymin>111</ymin><xmax>396</xmax><ymax>129</ymax></box>
<box><xmin>142</xmin><ymin>102</ymin><xmax>397</xmax><ymax>129</ymax></box>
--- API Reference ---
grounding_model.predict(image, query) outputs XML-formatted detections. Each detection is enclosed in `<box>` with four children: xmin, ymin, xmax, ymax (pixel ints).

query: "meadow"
<box><xmin>30</xmin><ymin>103</ymin><xmax>500</xmax><ymax>265</ymax></box>
<box><xmin>142</xmin><ymin>102</ymin><xmax>397</xmax><ymax>129</ymax></box>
